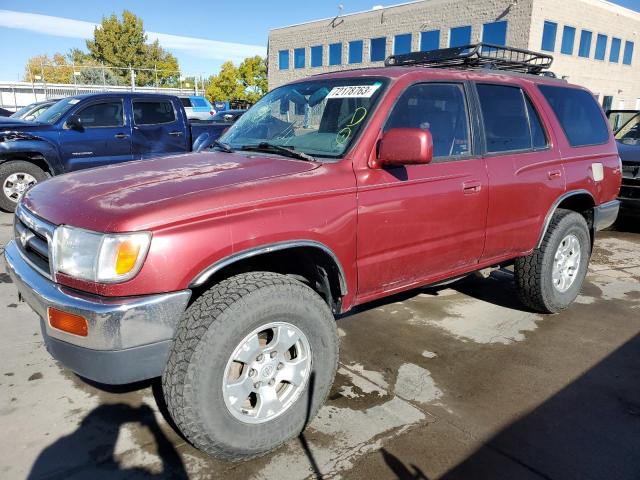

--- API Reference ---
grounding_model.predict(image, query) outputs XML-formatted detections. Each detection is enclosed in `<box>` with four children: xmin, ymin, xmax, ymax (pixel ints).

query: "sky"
<box><xmin>0</xmin><ymin>0</ymin><xmax>639</xmax><ymax>81</ymax></box>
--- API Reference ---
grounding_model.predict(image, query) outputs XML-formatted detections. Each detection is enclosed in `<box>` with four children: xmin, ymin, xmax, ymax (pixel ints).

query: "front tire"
<box><xmin>162</xmin><ymin>272</ymin><xmax>339</xmax><ymax>460</ymax></box>
<box><xmin>0</xmin><ymin>161</ymin><xmax>47</xmax><ymax>212</ymax></box>
<box><xmin>515</xmin><ymin>209</ymin><xmax>591</xmax><ymax>313</ymax></box>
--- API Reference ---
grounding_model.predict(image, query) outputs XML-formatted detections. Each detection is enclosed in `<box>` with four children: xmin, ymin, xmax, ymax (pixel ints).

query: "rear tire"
<box><xmin>162</xmin><ymin>272</ymin><xmax>339</xmax><ymax>460</ymax></box>
<box><xmin>515</xmin><ymin>209</ymin><xmax>591</xmax><ymax>313</ymax></box>
<box><xmin>0</xmin><ymin>161</ymin><xmax>47</xmax><ymax>212</ymax></box>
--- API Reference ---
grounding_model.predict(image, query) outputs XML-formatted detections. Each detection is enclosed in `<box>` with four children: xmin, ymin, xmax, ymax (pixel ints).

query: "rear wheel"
<box><xmin>0</xmin><ymin>161</ymin><xmax>47</xmax><ymax>212</ymax></box>
<box><xmin>515</xmin><ymin>209</ymin><xmax>591</xmax><ymax>313</ymax></box>
<box><xmin>162</xmin><ymin>272</ymin><xmax>339</xmax><ymax>460</ymax></box>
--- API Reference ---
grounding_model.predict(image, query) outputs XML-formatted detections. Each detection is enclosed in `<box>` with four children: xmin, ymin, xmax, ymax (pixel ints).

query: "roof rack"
<box><xmin>384</xmin><ymin>43</ymin><xmax>554</xmax><ymax>75</ymax></box>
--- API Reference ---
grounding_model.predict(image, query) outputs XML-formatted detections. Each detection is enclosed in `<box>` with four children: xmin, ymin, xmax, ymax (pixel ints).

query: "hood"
<box><xmin>23</xmin><ymin>151</ymin><xmax>320</xmax><ymax>231</ymax></box>
<box><xmin>0</xmin><ymin>119</ymin><xmax>51</xmax><ymax>132</ymax></box>
<box><xmin>617</xmin><ymin>140</ymin><xmax>640</xmax><ymax>164</ymax></box>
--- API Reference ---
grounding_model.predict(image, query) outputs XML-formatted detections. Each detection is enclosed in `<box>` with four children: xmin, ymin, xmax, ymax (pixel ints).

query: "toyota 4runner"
<box><xmin>4</xmin><ymin>45</ymin><xmax>621</xmax><ymax>460</ymax></box>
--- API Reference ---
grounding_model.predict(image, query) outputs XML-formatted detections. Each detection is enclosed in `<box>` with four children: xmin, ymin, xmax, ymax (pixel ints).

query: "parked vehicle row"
<box><xmin>3</xmin><ymin>44</ymin><xmax>622</xmax><ymax>461</ymax></box>
<box><xmin>608</xmin><ymin>110</ymin><xmax>639</xmax><ymax>218</ymax></box>
<box><xmin>0</xmin><ymin>93</ymin><xmax>241</xmax><ymax>211</ymax></box>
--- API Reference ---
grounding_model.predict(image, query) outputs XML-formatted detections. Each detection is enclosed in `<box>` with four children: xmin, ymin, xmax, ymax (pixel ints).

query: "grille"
<box><xmin>14</xmin><ymin>204</ymin><xmax>56</xmax><ymax>279</ymax></box>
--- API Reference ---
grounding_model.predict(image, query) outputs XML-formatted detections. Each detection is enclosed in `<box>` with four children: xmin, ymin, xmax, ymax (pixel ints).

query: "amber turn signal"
<box><xmin>115</xmin><ymin>239</ymin><xmax>142</xmax><ymax>275</ymax></box>
<box><xmin>48</xmin><ymin>308</ymin><xmax>88</xmax><ymax>337</ymax></box>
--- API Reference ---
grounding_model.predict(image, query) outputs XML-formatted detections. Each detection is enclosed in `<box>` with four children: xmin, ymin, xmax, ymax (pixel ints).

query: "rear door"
<box><xmin>476</xmin><ymin>82</ymin><xmax>565</xmax><ymax>260</ymax></box>
<box><xmin>59</xmin><ymin>98</ymin><xmax>133</xmax><ymax>171</ymax></box>
<box><xmin>355</xmin><ymin>82</ymin><xmax>488</xmax><ymax>301</ymax></box>
<box><xmin>131</xmin><ymin>98</ymin><xmax>188</xmax><ymax>158</ymax></box>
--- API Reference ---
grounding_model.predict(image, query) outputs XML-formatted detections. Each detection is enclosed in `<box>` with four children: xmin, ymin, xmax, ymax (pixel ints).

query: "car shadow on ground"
<box><xmin>27</xmin><ymin>402</ymin><xmax>188</xmax><ymax>479</ymax></box>
<box><xmin>379</xmin><ymin>332</ymin><xmax>640</xmax><ymax>480</ymax></box>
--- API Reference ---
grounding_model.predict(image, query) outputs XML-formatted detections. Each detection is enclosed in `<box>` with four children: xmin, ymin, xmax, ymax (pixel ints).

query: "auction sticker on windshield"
<box><xmin>326</xmin><ymin>84</ymin><xmax>381</xmax><ymax>99</ymax></box>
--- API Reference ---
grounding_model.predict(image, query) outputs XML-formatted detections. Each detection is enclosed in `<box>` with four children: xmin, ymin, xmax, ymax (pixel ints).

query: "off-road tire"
<box><xmin>0</xmin><ymin>160</ymin><xmax>48</xmax><ymax>212</ymax></box>
<box><xmin>515</xmin><ymin>209</ymin><xmax>591</xmax><ymax>313</ymax></box>
<box><xmin>162</xmin><ymin>272</ymin><xmax>339</xmax><ymax>461</ymax></box>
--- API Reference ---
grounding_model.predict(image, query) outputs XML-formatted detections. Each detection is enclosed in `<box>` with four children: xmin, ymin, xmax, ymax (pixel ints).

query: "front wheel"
<box><xmin>162</xmin><ymin>272</ymin><xmax>339</xmax><ymax>460</ymax></box>
<box><xmin>0</xmin><ymin>161</ymin><xmax>48</xmax><ymax>212</ymax></box>
<box><xmin>515</xmin><ymin>209</ymin><xmax>591</xmax><ymax>313</ymax></box>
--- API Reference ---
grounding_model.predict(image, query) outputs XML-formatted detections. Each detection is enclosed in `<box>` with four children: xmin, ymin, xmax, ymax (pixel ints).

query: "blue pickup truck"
<box><xmin>0</xmin><ymin>92</ymin><xmax>220</xmax><ymax>211</ymax></box>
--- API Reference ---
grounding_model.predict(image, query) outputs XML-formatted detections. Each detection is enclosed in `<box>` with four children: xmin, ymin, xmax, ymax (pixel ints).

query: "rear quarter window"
<box><xmin>179</xmin><ymin>97</ymin><xmax>192</xmax><ymax>108</ymax></box>
<box><xmin>538</xmin><ymin>85</ymin><xmax>609</xmax><ymax>147</ymax></box>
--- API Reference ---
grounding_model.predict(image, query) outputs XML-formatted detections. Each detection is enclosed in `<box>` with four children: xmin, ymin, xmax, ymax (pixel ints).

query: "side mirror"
<box><xmin>376</xmin><ymin>128</ymin><xmax>433</xmax><ymax>168</ymax></box>
<box><xmin>65</xmin><ymin>115</ymin><xmax>83</xmax><ymax>131</ymax></box>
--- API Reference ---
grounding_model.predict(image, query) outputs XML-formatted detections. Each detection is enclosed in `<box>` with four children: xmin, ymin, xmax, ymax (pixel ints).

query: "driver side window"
<box><xmin>385</xmin><ymin>83</ymin><xmax>471</xmax><ymax>160</ymax></box>
<box><xmin>76</xmin><ymin>101</ymin><xmax>124</xmax><ymax>128</ymax></box>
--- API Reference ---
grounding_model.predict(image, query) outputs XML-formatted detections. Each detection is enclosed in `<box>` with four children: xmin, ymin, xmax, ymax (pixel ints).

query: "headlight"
<box><xmin>52</xmin><ymin>225</ymin><xmax>151</xmax><ymax>283</ymax></box>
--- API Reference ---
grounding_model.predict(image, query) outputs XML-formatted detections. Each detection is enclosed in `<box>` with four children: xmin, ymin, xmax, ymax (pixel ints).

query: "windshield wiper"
<box><xmin>212</xmin><ymin>140</ymin><xmax>234</xmax><ymax>153</ymax></box>
<box><xmin>240</xmin><ymin>142</ymin><xmax>315</xmax><ymax>162</ymax></box>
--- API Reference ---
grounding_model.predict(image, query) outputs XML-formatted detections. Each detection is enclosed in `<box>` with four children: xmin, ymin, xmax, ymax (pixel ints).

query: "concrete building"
<box><xmin>268</xmin><ymin>0</ymin><xmax>640</xmax><ymax>110</ymax></box>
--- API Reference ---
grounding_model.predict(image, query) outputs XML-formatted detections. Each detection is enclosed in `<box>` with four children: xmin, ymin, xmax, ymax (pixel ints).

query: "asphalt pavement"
<box><xmin>1</xmin><ymin>211</ymin><xmax>639</xmax><ymax>480</ymax></box>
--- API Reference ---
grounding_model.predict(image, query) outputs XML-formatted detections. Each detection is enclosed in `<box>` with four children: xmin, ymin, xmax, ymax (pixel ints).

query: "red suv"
<box><xmin>4</xmin><ymin>45</ymin><xmax>621</xmax><ymax>460</ymax></box>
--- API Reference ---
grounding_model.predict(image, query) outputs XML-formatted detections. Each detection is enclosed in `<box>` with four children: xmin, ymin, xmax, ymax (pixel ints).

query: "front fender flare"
<box><xmin>189</xmin><ymin>240</ymin><xmax>348</xmax><ymax>296</ymax></box>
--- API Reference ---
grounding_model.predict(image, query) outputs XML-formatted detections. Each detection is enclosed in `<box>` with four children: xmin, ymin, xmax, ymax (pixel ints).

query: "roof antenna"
<box><xmin>329</xmin><ymin>4</ymin><xmax>344</xmax><ymax>28</ymax></box>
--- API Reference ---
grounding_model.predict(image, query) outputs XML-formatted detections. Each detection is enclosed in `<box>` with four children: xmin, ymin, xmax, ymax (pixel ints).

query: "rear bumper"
<box><xmin>593</xmin><ymin>200</ymin><xmax>620</xmax><ymax>231</ymax></box>
<box><xmin>4</xmin><ymin>240</ymin><xmax>191</xmax><ymax>384</ymax></box>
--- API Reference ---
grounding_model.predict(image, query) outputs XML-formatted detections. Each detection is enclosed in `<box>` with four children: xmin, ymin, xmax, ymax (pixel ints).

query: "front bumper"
<box><xmin>4</xmin><ymin>240</ymin><xmax>191</xmax><ymax>384</ymax></box>
<box><xmin>593</xmin><ymin>200</ymin><xmax>620</xmax><ymax>231</ymax></box>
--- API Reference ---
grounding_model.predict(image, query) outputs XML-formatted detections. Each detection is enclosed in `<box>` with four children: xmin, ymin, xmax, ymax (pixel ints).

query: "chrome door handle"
<box><xmin>169</xmin><ymin>131</ymin><xmax>183</xmax><ymax>136</ymax></box>
<box><xmin>114</xmin><ymin>133</ymin><xmax>129</xmax><ymax>139</ymax></box>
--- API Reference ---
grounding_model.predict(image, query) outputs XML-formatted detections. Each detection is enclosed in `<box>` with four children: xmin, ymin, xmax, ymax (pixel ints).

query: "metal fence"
<box><xmin>0</xmin><ymin>81</ymin><xmax>203</xmax><ymax>111</ymax></box>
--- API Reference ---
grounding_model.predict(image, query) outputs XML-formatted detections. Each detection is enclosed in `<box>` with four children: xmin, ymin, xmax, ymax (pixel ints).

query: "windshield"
<box><xmin>219</xmin><ymin>77</ymin><xmax>387</xmax><ymax>159</ymax></box>
<box><xmin>36</xmin><ymin>97</ymin><xmax>78</xmax><ymax>124</ymax></box>
<box><xmin>10</xmin><ymin>104</ymin><xmax>34</xmax><ymax>118</ymax></box>
<box><xmin>615</xmin><ymin>112</ymin><xmax>640</xmax><ymax>145</ymax></box>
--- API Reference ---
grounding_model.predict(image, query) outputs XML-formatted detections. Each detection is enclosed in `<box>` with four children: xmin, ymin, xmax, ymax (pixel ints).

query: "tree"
<box><xmin>24</xmin><ymin>54</ymin><xmax>73</xmax><ymax>83</ymax></box>
<box><xmin>86</xmin><ymin>10</ymin><xmax>179</xmax><ymax>86</ymax></box>
<box><xmin>205</xmin><ymin>57</ymin><xmax>268</xmax><ymax>103</ymax></box>
<box><xmin>205</xmin><ymin>61</ymin><xmax>245</xmax><ymax>102</ymax></box>
<box><xmin>238</xmin><ymin>56</ymin><xmax>268</xmax><ymax>103</ymax></box>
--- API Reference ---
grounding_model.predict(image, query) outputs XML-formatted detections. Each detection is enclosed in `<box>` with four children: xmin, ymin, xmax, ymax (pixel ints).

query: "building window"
<box><xmin>278</xmin><ymin>50</ymin><xmax>289</xmax><ymax>70</ymax></box>
<box><xmin>294</xmin><ymin>48</ymin><xmax>305</xmax><ymax>69</ymax></box>
<box><xmin>560</xmin><ymin>26</ymin><xmax>576</xmax><ymax>55</ymax></box>
<box><xmin>450</xmin><ymin>26</ymin><xmax>471</xmax><ymax>47</ymax></box>
<box><xmin>610</xmin><ymin>37</ymin><xmax>621</xmax><ymax>62</ymax></box>
<box><xmin>623</xmin><ymin>41</ymin><xmax>634</xmax><ymax>65</ymax></box>
<box><xmin>602</xmin><ymin>95</ymin><xmax>613</xmax><ymax>112</ymax></box>
<box><xmin>394</xmin><ymin>33</ymin><xmax>412</xmax><ymax>55</ymax></box>
<box><xmin>311</xmin><ymin>45</ymin><xmax>323</xmax><ymax>67</ymax></box>
<box><xmin>349</xmin><ymin>40</ymin><xmax>363</xmax><ymax>64</ymax></box>
<box><xmin>578</xmin><ymin>30</ymin><xmax>592</xmax><ymax>58</ymax></box>
<box><xmin>541</xmin><ymin>21</ymin><xmax>557</xmax><ymax>52</ymax></box>
<box><xmin>594</xmin><ymin>34</ymin><xmax>607</xmax><ymax>60</ymax></box>
<box><xmin>482</xmin><ymin>21</ymin><xmax>507</xmax><ymax>46</ymax></box>
<box><xmin>370</xmin><ymin>37</ymin><xmax>386</xmax><ymax>62</ymax></box>
<box><xmin>420</xmin><ymin>30</ymin><xmax>440</xmax><ymax>51</ymax></box>
<box><xmin>329</xmin><ymin>43</ymin><xmax>342</xmax><ymax>65</ymax></box>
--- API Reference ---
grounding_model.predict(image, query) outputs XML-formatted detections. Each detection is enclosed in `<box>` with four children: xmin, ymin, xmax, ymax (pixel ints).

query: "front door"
<box><xmin>355</xmin><ymin>82</ymin><xmax>488</xmax><ymax>302</ymax></box>
<box><xmin>59</xmin><ymin>99</ymin><xmax>132</xmax><ymax>171</ymax></box>
<box><xmin>131</xmin><ymin>98</ymin><xmax>188</xmax><ymax>158</ymax></box>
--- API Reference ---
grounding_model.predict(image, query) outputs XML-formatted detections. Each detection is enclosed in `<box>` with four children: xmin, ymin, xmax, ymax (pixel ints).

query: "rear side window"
<box><xmin>538</xmin><ymin>85</ymin><xmax>609</xmax><ymax>147</ymax></box>
<box><xmin>525</xmin><ymin>96</ymin><xmax>548</xmax><ymax>149</ymax></box>
<box><xmin>385</xmin><ymin>83</ymin><xmax>470</xmax><ymax>159</ymax></box>
<box><xmin>477</xmin><ymin>84</ymin><xmax>533</xmax><ymax>153</ymax></box>
<box><xmin>191</xmin><ymin>97</ymin><xmax>209</xmax><ymax>108</ymax></box>
<box><xmin>179</xmin><ymin>97</ymin><xmax>192</xmax><ymax>108</ymax></box>
<box><xmin>76</xmin><ymin>101</ymin><xmax>124</xmax><ymax>128</ymax></box>
<box><xmin>133</xmin><ymin>100</ymin><xmax>176</xmax><ymax>125</ymax></box>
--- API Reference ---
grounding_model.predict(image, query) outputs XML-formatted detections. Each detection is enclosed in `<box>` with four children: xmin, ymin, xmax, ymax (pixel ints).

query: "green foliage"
<box><xmin>205</xmin><ymin>57</ymin><xmax>268</xmax><ymax>103</ymax></box>
<box><xmin>23</xmin><ymin>10</ymin><xmax>179</xmax><ymax>87</ymax></box>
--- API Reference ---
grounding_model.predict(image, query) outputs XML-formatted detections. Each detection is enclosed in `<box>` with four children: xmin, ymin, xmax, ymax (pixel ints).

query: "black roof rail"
<box><xmin>384</xmin><ymin>43</ymin><xmax>554</xmax><ymax>75</ymax></box>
